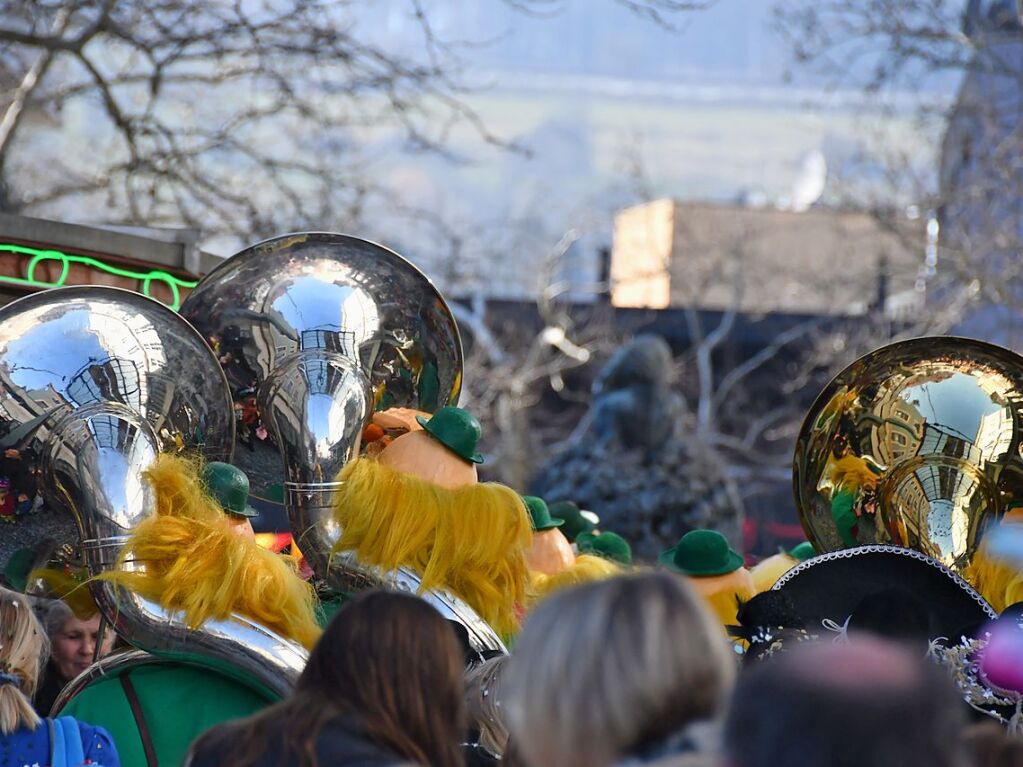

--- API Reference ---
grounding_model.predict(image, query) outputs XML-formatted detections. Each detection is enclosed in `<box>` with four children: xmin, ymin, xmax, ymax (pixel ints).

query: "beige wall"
<box><xmin>610</xmin><ymin>198</ymin><xmax>675</xmax><ymax>309</ymax></box>
<box><xmin>611</xmin><ymin>199</ymin><xmax>925</xmax><ymax>315</ymax></box>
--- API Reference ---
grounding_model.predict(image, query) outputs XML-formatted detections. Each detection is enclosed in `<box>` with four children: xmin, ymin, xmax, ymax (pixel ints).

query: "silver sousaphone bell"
<box><xmin>181</xmin><ymin>233</ymin><xmax>505</xmax><ymax>654</ymax></box>
<box><xmin>0</xmin><ymin>286</ymin><xmax>308</xmax><ymax>704</ymax></box>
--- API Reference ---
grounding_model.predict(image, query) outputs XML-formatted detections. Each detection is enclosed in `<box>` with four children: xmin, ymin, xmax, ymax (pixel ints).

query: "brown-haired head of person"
<box><xmin>504</xmin><ymin>571</ymin><xmax>736</xmax><ymax>767</ymax></box>
<box><xmin>964</xmin><ymin>721</ymin><xmax>1023</xmax><ymax>767</ymax></box>
<box><xmin>188</xmin><ymin>590</ymin><xmax>468</xmax><ymax>767</ymax></box>
<box><xmin>726</xmin><ymin>637</ymin><xmax>968</xmax><ymax>767</ymax></box>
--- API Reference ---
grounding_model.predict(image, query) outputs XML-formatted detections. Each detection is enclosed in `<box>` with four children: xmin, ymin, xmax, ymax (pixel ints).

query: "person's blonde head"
<box><xmin>465</xmin><ymin>655</ymin><xmax>510</xmax><ymax>757</ymax></box>
<box><xmin>0</xmin><ymin>588</ymin><xmax>47</xmax><ymax>734</ymax></box>
<box><xmin>505</xmin><ymin>571</ymin><xmax>735</xmax><ymax>767</ymax></box>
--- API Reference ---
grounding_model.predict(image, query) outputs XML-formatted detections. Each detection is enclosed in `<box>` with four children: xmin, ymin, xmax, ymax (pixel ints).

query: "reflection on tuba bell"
<box><xmin>0</xmin><ymin>286</ymin><xmax>308</xmax><ymax>702</ymax></box>
<box><xmin>793</xmin><ymin>336</ymin><xmax>1023</xmax><ymax>579</ymax></box>
<box><xmin>181</xmin><ymin>233</ymin><xmax>506</xmax><ymax>654</ymax></box>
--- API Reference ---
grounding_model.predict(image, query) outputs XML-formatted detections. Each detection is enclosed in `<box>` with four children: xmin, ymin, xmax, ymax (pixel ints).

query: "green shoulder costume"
<box><xmin>58</xmin><ymin>661</ymin><xmax>275</xmax><ymax>767</ymax></box>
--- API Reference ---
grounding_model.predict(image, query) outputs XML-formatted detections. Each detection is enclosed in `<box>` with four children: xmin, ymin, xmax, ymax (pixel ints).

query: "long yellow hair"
<box><xmin>526</xmin><ymin>554</ymin><xmax>622</xmax><ymax>607</ymax></box>
<box><xmin>332</xmin><ymin>458</ymin><xmax>531</xmax><ymax>636</ymax></box>
<box><xmin>100</xmin><ymin>454</ymin><xmax>321</xmax><ymax>649</ymax></box>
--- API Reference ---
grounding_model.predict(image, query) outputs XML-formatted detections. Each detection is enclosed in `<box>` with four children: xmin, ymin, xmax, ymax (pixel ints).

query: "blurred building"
<box><xmin>610</xmin><ymin>199</ymin><xmax>927</xmax><ymax>317</ymax></box>
<box><xmin>938</xmin><ymin>0</ymin><xmax>1023</xmax><ymax>348</ymax></box>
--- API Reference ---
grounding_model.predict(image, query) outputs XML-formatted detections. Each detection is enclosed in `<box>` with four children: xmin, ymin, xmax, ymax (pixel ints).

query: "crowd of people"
<box><xmin>1</xmin><ymin>568</ymin><xmax>1022</xmax><ymax>767</ymax></box>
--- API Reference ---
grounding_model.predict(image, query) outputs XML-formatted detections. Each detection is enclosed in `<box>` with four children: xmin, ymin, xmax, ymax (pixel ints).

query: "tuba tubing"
<box><xmin>48</xmin><ymin>406</ymin><xmax>306</xmax><ymax>702</ymax></box>
<box><xmin>0</xmin><ymin>287</ymin><xmax>307</xmax><ymax>703</ymax></box>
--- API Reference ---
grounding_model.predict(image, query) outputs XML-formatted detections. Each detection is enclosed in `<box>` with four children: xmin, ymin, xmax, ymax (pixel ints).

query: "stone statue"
<box><xmin>531</xmin><ymin>335</ymin><xmax>741</xmax><ymax>560</ymax></box>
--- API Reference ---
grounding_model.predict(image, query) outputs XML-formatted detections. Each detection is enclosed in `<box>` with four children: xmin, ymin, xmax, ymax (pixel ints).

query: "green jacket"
<box><xmin>59</xmin><ymin>661</ymin><xmax>276</xmax><ymax>767</ymax></box>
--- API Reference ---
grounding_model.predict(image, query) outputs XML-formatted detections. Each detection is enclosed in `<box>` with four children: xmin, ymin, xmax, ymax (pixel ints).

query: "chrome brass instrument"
<box><xmin>181</xmin><ymin>233</ymin><xmax>505</xmax><ymax>654</ymax></box>
<box><xmin>793</xmin><ymin>336</ymin><xmax>1023</xmax><ymax>579</ymax></box>
<box><xmin>0</xmin><ymin>286</ymin><xmax>308</xmax><ymax>699</ymax></box>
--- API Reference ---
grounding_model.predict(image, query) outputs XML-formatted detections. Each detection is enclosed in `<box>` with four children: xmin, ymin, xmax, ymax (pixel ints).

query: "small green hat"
<box><xmin>577</xmin><ymin>531</ymin><xmax>632</xmax><ymax>565</ymax></box>
<box><xmin>416</xmin><ymin>407</ymin><xmax>484</xmax><ymax>464</ymax></box>
<box><xmin>659</xmin><ymin>530</ymin><xmax>744</xmax><ymax>577</ymax></box>
<box><xmin>3</xmin><ymin>548</ymin><xmax>34</xmax><ymax>592</ymax></box>
<box><xmin>523</xmin><ymin>496</ymin><xmax>564</xmax><ymax>532</ymax></box>
<box><xmin>549</xmin><ymin>501</ymin><xmax>596</xmax><ymax>542</ymax></box>
<box><xmin>788</xmin><ymin>542</ymin><xmax>816</xmax><ymax>562</ymax></box>
<box><xmin>202</xmin><ymin>461</ymin><xmax>258</xmax><ymax>518</ymax></box>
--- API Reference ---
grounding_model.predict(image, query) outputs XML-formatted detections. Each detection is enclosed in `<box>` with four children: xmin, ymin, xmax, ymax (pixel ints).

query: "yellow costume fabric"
<box><xmin>332</xmin><ymin>458</ymin><xmax>531</xmax><ymax>636</ymax></box>
<box><xmin>689</xmin><ymin>569</ymin><xmax>757</xmax><ymax>629</ymax></box>
<box><xmin>100</xmin><ymin>454</ymin><xmax>321</xmax><ymax>649</ymax></box>
<box><xmin>750</xmin><ymin>553</ymin><xmax>799</xmax><ymax>593</ymax></box>
<box><xmin>962</xmin><ymin>509</ymin><xmax>1023</xmax><ymax>613</ymax></box>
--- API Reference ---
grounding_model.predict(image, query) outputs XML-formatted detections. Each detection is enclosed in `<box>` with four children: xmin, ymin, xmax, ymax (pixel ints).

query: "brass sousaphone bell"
<box><xmin>181</xmin><ymin>233</ymin><xmax>505</xmax><ymax>654</ymax></box>
<box><xmin>794</xmin><ymin>336</ymin><xmax>1023</xmax><ymax>580</ymax></box>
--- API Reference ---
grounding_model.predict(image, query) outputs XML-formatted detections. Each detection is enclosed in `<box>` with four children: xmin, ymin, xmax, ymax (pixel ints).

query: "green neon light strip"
<box><xmin>0</xmin><ymin>243</ymin><xmax>198</xmax><ymax>311</ymax></box>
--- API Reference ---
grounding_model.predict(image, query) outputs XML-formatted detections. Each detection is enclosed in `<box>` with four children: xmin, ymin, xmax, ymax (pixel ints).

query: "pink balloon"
<box><xmin>980</xmin><ymin>621</ymin><xmax>1023</xmax><ymax>695</ymax></box>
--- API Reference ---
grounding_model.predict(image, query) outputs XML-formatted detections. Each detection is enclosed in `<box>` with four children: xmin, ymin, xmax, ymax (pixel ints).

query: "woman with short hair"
<box><xmin>187</xmin><ymin>590</ymin><xmax>468</xmax><ymax>767</ymax></box>
<box><xmin>504</xmin><ymin>571</ymin><xmax>735</xmax><ymax>767</ymax></box>
<box><xmin>0</xmin><ymin>587</ymin><xmax>120</xmax><ymax>766</ymax></box>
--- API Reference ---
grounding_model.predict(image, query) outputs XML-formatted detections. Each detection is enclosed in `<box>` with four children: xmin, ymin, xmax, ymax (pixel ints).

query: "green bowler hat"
<box><xmin>788</xmin><ymin>542</ymin><xmax>816</xmax><ymax>562</ymax></box>
<box><xmin>549</xmin><ymin>501</ymin><xmax>596</xmax><ymax>542</ymax></box>
<box><xmin>202</xmin><ymin>462</ymin><xmax>258</xmax><ymax>518</ymax></box>
<box><xmin>577</xmin><ymin>531</ymin><xmax>632</xmax><ymax>565</ymax></box>
<box><xmin>523</xmin><ymin>496</ymin><xmax>564</xmax><ymax>531</ymax></box>
<box><xmin>416</xmin><ymin>406</ymin><xmax>484</xmax><ymax>464</ymax></box>
<box><xmin>659</xmin><ymin>530</ymin><xmax>744</xmax><ymax>577</ymax></box>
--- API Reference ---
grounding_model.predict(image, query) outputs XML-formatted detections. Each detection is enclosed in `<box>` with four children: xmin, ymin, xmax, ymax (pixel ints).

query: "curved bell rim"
<box><xmin>0</xmin><ymin>284</ymin><xmax>235</xmax><ymax>467</ymax></box>
<box><xmin>793</xmin><ymin>335</ymin><xmax>1023</xmax><ymax>579</ymax></box>
<box><xmin>180</xmin><ymin>231</ymin><xmax>464</xmax><ymax>413</ymax></box>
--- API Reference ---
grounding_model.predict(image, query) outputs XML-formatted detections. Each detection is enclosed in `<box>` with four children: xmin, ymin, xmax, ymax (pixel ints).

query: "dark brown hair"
<box><xmin>190</xmin><ymin>590</ymin><xmax>467</xmax><ymax>767</ymax></box>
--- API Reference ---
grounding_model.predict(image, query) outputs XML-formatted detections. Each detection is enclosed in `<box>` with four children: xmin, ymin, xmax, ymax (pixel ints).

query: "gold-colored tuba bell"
<box><xmin>793</xmin><ymin>336</ymin><xmax>1023</xmax><ymax>579</ymax></box>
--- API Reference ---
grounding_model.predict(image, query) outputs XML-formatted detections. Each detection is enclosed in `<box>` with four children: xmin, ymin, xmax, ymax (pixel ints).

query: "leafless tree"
<box><xmin>0</xmin><ymin>0</ymin><xmax>714</xmax><ymax>246</ymax></box>
<box><xmin>453</xmin><ymin>229</ymin><xmax>618</xmax><ymax>490</ymax></box>
<box><xmin>776</xmin><ymin>0</ymin><xmax>1023</xmax><ymax>346</ymax></box>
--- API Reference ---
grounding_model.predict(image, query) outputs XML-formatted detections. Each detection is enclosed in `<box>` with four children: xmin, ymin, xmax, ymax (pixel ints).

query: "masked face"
<box><xmin>51</xmin><ymin>613</ymin><xmax>114</xmax><ymax>681</ymax></box>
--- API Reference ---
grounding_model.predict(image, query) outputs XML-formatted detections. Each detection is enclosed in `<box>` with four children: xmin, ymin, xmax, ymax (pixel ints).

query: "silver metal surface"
<box><xmin>0</xmin><ymin>286</ymin><xmax>307</xmax><ymax>700</ymax></box>
<box><xmin>182</xmin><ymin>233</ymin><xmax>506</xmax><ymax>655</ymax></box>
<box><xmin>794</xmin><ymin>336</ymin><xmax>1023</xmax><ymax>578</ymax></box>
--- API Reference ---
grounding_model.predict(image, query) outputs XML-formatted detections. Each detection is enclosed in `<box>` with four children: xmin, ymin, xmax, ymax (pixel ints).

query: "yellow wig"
<box><xmin>29</xmin><ymin>567</ymin><xmax>98</xmax><ymax>620</ymax></box>
<box><xmin>100</xmin><ymin>454</ymin><xmax>321</xmax><ymax>649</ymax></box>
<box><xmin>964</xmin><ymin>548</ymin><xmax>1023</xmax><ymax>614</ymax></box>
<box><xmin>332</xmin><ymin>458</ymin><xmax>532</xmax><ymax>636</ymax></box>
<box><xmin>526</xmin><ymin>554</ymin><xmax>622</xmax><ymax>607</ymax></box>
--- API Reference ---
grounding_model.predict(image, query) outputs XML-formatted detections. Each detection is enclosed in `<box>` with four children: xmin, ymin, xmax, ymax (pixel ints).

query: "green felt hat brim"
<box><xmin>658</xmin><ymin>547</ymin><xmax>744</xmax><ymax>577</ymax></box>
<box><xmin>534</xmin><ymin>518</ymin><xmax>565</xmax><ymax>531</ymax></box>
<box><xmin>227</xmin><ymin>504</ymin><xmax>260</xmax><ymax>519</ymax></box>
<box><xmin>416</xmin><ymin>415</ymin><xmax>484</xmax><ymax>464</ymax></box>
